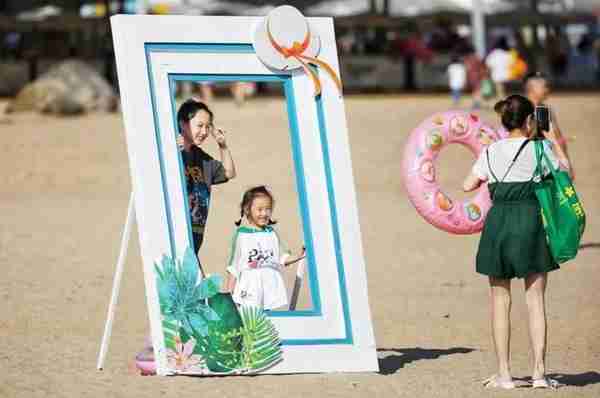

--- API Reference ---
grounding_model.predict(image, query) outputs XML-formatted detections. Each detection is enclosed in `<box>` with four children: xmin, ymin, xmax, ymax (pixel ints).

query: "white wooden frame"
<box><xmin>111</xmin><ymin>14</ymin><xmax>377</xmax><ymax>375</ymax></box>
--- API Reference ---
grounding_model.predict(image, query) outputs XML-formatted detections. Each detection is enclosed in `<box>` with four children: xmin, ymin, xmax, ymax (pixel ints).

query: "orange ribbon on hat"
<box><xmin>267</xmin><ymin>18</ymin><xmax>342</xmax><ymax>97</ymax></box>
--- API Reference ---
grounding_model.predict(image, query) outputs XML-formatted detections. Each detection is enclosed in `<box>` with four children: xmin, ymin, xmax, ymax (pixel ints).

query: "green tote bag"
<box><xmin>534</xmin><ymin>140</ymin><xmax>585</xmax><ymax>263</ymax></box>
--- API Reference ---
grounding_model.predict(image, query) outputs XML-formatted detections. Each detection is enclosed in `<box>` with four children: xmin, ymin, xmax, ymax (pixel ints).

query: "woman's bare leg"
<box><xmin>524</xmin><ymin>272</ymin><xmax>548</xmax><ymax>380</ymax></box>
<box><xmin>489</xmin><ymin>276</ymin><xmax>512</xmax><ymax>380</ymax></box>
<box><xmin>495</xmin><ymin>81</ymin><xmax>505</xmax><ymax>99</ymax></box>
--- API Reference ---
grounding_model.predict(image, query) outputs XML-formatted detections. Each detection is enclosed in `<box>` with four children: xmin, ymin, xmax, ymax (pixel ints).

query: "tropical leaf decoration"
<box><xmin>191</xmin><ymin>293</ymin><xmax>244</xmax><ymax>373</ymax></box>
<box><xmin>237</xmin><ymin>306</ymin><xmax>283</xmax><ymax>372</ymax></box>
<box><xmin>162</xmin><ymin>318</ymin><xmax>179</xmax><ymax>351</ymax></box>
<box><xmin>154</xmin><ymin>247</ymin><xmax>222</xmax><ymax>338</ymax></box>
<box><xmin>191</xmin><ymin>304</ymin><xmax>283</xmax><ymax>374</ymax></box>
<box><xmin>154</xmin><ymin>248</ymin><xmax>283</xmax><ymax>374</ymax></box>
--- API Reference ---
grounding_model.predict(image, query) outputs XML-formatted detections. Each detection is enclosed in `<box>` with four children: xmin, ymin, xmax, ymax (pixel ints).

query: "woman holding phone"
<box><xmin>462</xmin><ymin>95</ymin><xmax>570</xmax><ymax>389</ymax></box>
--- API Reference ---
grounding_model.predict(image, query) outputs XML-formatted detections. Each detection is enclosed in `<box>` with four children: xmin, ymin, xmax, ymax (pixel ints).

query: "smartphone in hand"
<box><xmin>535</xmin><ymin>105</ymin><xmax>550</xmax><ymax>133</ymax></box>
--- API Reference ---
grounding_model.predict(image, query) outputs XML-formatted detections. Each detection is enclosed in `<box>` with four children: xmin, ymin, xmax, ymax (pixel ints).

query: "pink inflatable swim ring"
<box><xmin>135</xmin><ymin>336</ymin><xmax>156</xmax><ymax>375</ymax></box>
<box><xmin>135</xmin><ymin>355</ymin><xmax>156</xmax><ymax>376</ymax></box>
<box><xmin>402</xmin><ymin>111</ymin><xmax>501</xmax><ymax>234</ymax></box>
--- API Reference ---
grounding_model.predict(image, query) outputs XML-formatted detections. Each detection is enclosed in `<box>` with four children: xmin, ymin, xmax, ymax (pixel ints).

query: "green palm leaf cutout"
<box><xmin>190</xmin><ymin>300</ymin><xmax>283</xmax><ymax>374</ymax></box>
<box><xmin>237</xmin><ymin>306</ymin><xmax>283</xmax><ymax>372</ymax></box>
<box><xmin>191</xmin><ymin>293</ymin><xmax>243</xmax><ymax>373</ymax></box>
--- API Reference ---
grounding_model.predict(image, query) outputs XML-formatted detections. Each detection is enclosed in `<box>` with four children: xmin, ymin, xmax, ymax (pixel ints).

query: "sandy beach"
<box><xmin>1</xmin><ymin>94</ymin><xmax>599</xmax><ymax>397</ymax></box>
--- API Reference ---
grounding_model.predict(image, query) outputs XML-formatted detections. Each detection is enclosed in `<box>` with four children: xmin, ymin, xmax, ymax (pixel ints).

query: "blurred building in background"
<box><xmin>0</xmin><ymin>0</ymin><xmax>599</xmax><ymax>96</ymax></box>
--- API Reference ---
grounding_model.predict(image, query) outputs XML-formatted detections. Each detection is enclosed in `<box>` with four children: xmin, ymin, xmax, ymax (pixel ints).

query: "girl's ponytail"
<box><xmin>234</xmin><ymin>209</ymin><xmax>243</xmax><ymax>226</ymax></box>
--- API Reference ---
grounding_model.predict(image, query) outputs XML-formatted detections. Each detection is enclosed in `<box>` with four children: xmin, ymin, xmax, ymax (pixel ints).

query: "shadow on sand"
<box><xmin>377</xmin><ymin>347</ymin><xmax>476</xmax><ymax>375</ymax></box>
<box><xmin>513</xmin><ymin>372</ymin><xmax>600</xmax><ymax>388</ymax></box>
<box><xmin>545</xmin><ymin>372</ymin><xmax>600</xmax><ymax>387</ymax></box>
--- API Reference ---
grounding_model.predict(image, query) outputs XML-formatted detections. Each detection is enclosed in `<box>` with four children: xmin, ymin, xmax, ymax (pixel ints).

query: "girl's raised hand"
<box><xmin>212</xmin><ymin>127</ymin><xmax>228</xmax><ymax>148</ymax></box>
<box><xmin>283</xmin><ymin>246</ymin><xmax>306</xmax><ymax>267</ymax></box>
<box><xmin>298</xmin><ymin>246</ymin><xmax>306</xmax><ymax>260</ymax></box>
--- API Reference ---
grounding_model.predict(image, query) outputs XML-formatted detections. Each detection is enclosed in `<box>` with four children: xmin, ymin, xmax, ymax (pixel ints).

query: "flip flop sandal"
<box><xmin>532</xmin><ymin>377</ymin><xmax>562</xmax><ymax>389</ymax></box>
<box><xmin>483</xmin><ymin>375</ymin><xmax>516</xmax><ymax>389</ymax></box>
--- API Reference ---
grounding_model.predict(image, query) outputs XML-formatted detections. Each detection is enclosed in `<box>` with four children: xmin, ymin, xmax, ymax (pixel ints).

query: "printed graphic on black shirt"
<box><xmin>186</xmin><ymin>165</ymin><xmax>211</xmax><ymax>229</ymax></box>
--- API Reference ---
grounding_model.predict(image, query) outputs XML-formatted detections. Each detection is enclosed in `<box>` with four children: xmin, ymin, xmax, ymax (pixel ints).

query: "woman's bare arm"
<box><xmin>463</xmin><ymin>173</ymin><xmax>483</xmax><ymax>192</ymax></box>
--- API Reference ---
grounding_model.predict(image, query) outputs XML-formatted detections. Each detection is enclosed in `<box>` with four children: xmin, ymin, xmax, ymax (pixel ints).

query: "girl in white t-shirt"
<box><xmin>225</xmin><ymin>186</ymin><xmax>305</xmax><ymax>310</ymax></box>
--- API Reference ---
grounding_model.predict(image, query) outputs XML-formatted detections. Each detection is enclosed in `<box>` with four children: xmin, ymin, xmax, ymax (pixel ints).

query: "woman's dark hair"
<box><xmin>176</xmin><ymin>99</ymin><xmax>213</xmax><ymax>133</ymax></box>
<box><xmin>235</xmin><ymin>186</ymin><xmax>277</xmax><ymax>226</ymax></box>
<box><xmin>494</xmin><ymin>94</ymin><xmax>534</xmax><ymax>131</ymax></box>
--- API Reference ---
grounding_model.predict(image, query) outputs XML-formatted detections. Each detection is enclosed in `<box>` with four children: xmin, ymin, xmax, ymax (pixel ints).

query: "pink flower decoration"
<box><xmin>166</xmin><ymin>336</ymin><xmax>204</xmax><ymax>372</ymax></box>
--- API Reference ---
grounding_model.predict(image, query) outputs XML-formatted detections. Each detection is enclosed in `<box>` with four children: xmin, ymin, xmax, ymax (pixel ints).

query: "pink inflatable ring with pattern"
<box><xmin>402</xmin><ymin>111</ymin><xmax>501</xmax><ymax>234</ymax></box>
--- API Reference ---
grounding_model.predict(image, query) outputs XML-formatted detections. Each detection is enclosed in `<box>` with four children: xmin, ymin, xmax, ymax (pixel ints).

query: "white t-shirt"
<box><xmin>472</xmin><ymin>138</ymin><xmax>559</xmax><ymax>183</ymax></box>
<box><xmin>447</xmin><ymin>63</ymin><xmax>466</xmax><ymax>90</ymax></box>
<box><xmin>485</xmin><ymin>48</ymin><xmax>511</xmax><ymax>83</ymax></box>
<box><xmin>227</xmin><ymin>225</ymin><xmax>289</xmax><ymax>310</ymax></box>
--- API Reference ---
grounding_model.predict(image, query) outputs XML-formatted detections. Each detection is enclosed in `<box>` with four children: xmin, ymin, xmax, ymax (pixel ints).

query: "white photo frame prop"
<box><xmin>111</xmin><ymin>11</ymin><xmax>377</xmax><ymax>376</ymax></box>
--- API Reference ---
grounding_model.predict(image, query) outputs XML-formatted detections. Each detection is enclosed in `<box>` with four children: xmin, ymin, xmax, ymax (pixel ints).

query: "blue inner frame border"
<box><xmin>144</xmin><ymin>42</ymin><xmax>353</xmax><ymax>345</ymax></box>
<box><xmin>167</xmin><ymin>73</ymin><xmax>321</xmax><ymax>318</ymax></box>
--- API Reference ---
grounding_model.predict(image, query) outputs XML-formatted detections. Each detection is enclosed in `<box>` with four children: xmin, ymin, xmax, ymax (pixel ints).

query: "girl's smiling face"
<box><xmin>182</xmin><ymin>109</ymin><xmax>213</xmax><ymax>147</ymax></box>
<box><xmin>247</xmin><ymin>195</ymin><xmax>273</xmax><ymax>228</ymax></box>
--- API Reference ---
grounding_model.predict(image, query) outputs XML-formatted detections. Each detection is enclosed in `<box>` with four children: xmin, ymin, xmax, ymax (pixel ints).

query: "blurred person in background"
<box><xmin>546</xmin><ymin>30</ymin><xmax>569</xmax><ymax>78</ymax></box>
<box><xmin>573</xmin><ymin>33</ymin><xmax>597</xmax><ymax>84</ymax></box>
<box><xmin>178</xmin><ymin>81</ymin><xmax>214</xmax><ymax>103</ymax></box>
<box><xmin>464</xmin><ymin>46</ymin><xmax>488</xmax><ymax>110</ymax></box>
<box><xmin>447</xmin><ymin>55</ymin><xmax>466</xmax><ymax>106</ymax></box>
<box><xmin>230</xmin><ymin>82</ymin><xmax>256</xmax><ymax>107</ymax></box>
<box><xmin>524</xmin><ymin>72</ymin><xmax>574</xmax><ymax>178</ymax></box>
<box><xmin>486</xmin><ymin>37</ymin><xmax>511</xmax><ymax>99</ymax></box>
<box><xmin>198</xmin><ymin>82</ymin><xmax>214</xmax><ymax>103</ymax></box>
<box><xmin>180</xmin><ymin>81</ymin><xmax>254</xmax><ymax>106</ymax></box>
